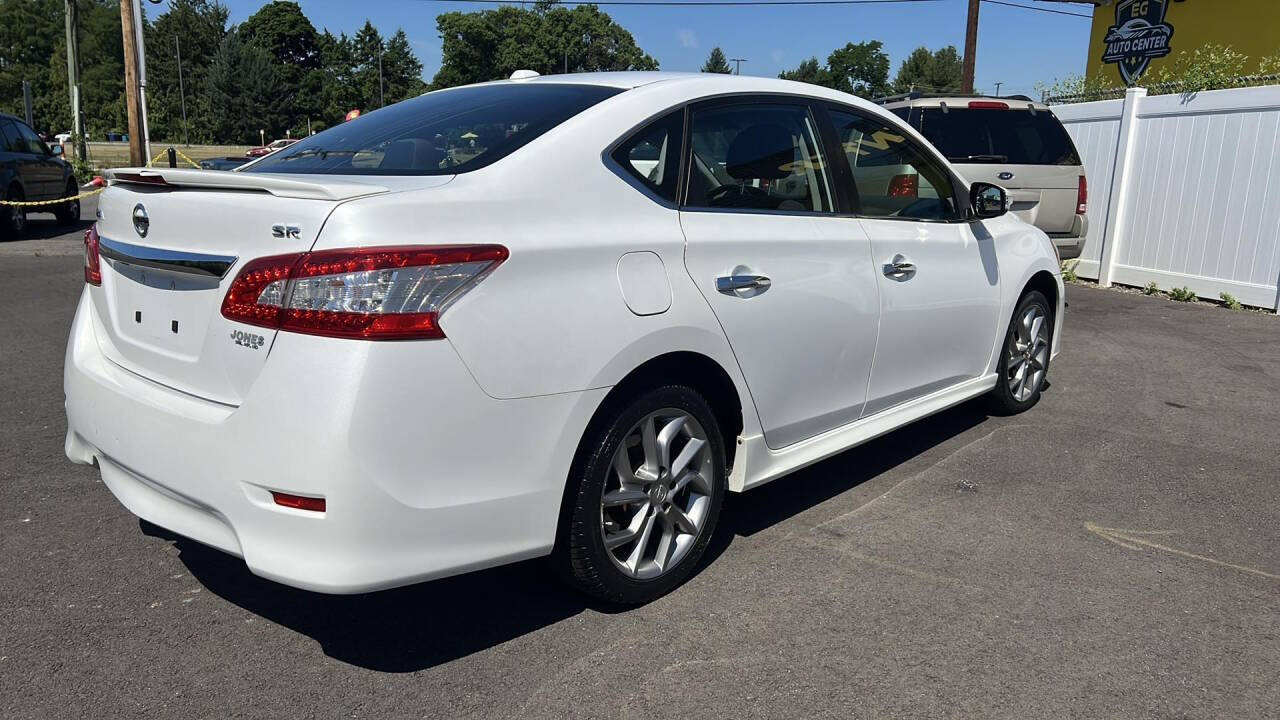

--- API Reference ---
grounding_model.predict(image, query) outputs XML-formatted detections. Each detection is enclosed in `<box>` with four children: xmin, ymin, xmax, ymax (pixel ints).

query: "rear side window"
<box><xmin>0</xmin><ymin>119</ymin><xmax>19</xmax><ymax>153</ymax></box>
<box><xmin>906</xmin><ymin>108</ymin><xmax>1081</xmax><ymax>166</ymax></box>
<box><xmin>611</xmin><ymin>109</ymin><xmax>683</xmax><ymax>203</ymax></box>
<box><xmin>247</xmin><ymin>84</ymin><xmax>622</xmax><ymax>176</ymax></box>
<box><xmin>684</xmin><ymin>103</ymin><xmax>834</xmax><ymax>213</ymax></box>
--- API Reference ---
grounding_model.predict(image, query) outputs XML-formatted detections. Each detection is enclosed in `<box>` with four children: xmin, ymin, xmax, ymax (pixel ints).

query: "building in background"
<box><xmin>1082</xmin><ymin>0</ymin><xmax>1280</xmax><ymax>86</ymax></box>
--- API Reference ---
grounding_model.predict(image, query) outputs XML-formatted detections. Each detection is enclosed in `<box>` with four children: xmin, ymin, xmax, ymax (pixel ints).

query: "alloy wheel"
<box><xmin>1006</xmin><ymin>303</ymin><xmax>1049</xmax><ymax>402</ymax></box>
<box><xmin>600</xmin><ymin>409</ymin><xmax>715</xmax><ymax>580</ymax></box>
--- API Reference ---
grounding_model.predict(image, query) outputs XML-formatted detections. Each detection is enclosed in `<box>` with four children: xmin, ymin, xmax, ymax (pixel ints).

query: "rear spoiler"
<box><xmin>103</xmin><ymin>168</ymin><xmax>389</xmax><ymax>201</ymax></box>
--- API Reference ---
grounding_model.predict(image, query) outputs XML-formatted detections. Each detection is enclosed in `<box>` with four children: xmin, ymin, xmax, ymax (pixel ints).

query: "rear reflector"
<box><xmin>84</xmin><ymin>224</ymin><xmax>102</xmax><ymax>286</ymax></box>
<box><xmin>271</xmin><ymin>492</ymin><xmax>326</xmax><ymax>513</ymax></box>
<box><xmin>968</xmin><ymin>101</ymin><xmax>1009</xmax><ymax>110</ymax></box>
<box><xmin>887</xmin><ymin>173</ymin><xmax>919</xmax><ymax>197</ymax></box>
<box><xmin>221</xmin><ymin>245</ymin><xmax>508</xmax><ymax>340</ymax></box>
<box><xmin>1077</xmin><ymin>175</ymin><xmax>1088</xmax><ymax>215</ymax></box>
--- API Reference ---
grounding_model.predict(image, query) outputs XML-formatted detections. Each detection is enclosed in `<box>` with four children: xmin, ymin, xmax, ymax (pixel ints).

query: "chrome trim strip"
<box><xmin>98</xmin><ymin>236</ymin><xmax>238</xmax><ymax>278</ymax></box>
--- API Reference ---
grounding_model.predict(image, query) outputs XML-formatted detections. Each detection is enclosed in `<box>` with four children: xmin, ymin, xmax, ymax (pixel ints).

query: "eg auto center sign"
<box><xmin>1086</xmin><ymin>0</ymin><xmax>1280</xmax><ymax>87</ymax></box>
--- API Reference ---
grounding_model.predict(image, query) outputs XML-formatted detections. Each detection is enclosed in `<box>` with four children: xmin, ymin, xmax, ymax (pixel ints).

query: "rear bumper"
<box><xmin>1049</xmin><ymin>214</ymin><xmax>1088</xmax><ymax>260</ymax></box>
<box><xmin>63</xmin><ymin>288</ymin><xmax>606</xmax><ymax>593</ymax></box>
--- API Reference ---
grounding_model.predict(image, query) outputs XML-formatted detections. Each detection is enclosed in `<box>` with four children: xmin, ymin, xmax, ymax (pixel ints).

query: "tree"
<box><xmin>702</xmin><ymin>47</ymin><xmax>731</xmax><ymax>74</ymax></box>
<box><xmin>144</xmin><ymin>0</ymin><xmax>230</xmax><ymax>143</ymax></box>
<box><xmin>826</xmin><ymin>41</ymin><xmax>889</xmax><ymax>98</ymax></box>
<box><xmin>778</xmin><ymin>41</ymin><xmax>889</xmax><ymax>98</ymax></box>
<box><xmin>205</xmin><ymin>31</ymin><xmax>287</xmax><ymax>144</ymax></box>
<box><xmin>432</xmin><ymin>3</ymin><xmax>657</xmax><ymax>89</ymax></box>
<box><xmin>779</xmin><ymin>58</ymin><xmax>833</xmax><ymax>87</ymax></box>
<box><xmin>891</xmin><ymin>45</ymin><xmax>963</xmax><ymax>94</ymax></box>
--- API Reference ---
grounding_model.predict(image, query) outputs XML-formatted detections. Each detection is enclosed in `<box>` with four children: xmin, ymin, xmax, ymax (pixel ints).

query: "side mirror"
<box><xmin>51</xmin><ymin>144</ymin><xmax>64</xmax><ymax>156</ymax></box>
<box><xmin>970</xmin><ymin>182</ymin><xmax>1008</xmax><ymax>219</ymax></box>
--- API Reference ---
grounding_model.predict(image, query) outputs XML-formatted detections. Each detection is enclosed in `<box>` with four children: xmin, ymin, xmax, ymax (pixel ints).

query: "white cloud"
<box><xmin>677</xmin><ymin>29</ymin><xmax>699</xmax><ymax>49</ymax></box>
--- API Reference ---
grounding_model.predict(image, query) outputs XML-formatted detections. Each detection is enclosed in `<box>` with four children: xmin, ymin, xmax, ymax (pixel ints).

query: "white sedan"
<box><xmin>64</xmin><ymin>71</ymin><xmax>1062</xmax><ymax>604</ymax></box>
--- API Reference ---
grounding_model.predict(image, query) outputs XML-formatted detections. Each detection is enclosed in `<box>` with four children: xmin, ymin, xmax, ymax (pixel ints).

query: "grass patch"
<box><xmin>1168</xmin><ymin>286</ymin><xmax>1198</xmax><ymax>302</ymax></box>
<box><xmin>1219</xmin><ymin>292</ymin><xmax>1244</xmax><ymax>310</ymax></box>
<box><xmin>1143</xmin><ymin>281</ymin><xmax>1160</xmax><ymax>296</ymax></box>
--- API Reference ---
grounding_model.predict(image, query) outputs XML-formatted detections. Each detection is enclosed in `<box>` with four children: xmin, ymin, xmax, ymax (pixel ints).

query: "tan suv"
<box><xmin>880</xmin><ymin>94</ymin><xmax>1088</xmax><ymax>259</ymax></box>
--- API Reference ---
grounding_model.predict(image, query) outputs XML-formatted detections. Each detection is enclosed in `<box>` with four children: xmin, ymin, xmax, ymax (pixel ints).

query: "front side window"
<box><xmin>611</xmin><ymin>109</ymin><xmax>683</xmax><ymax>203</ymax></box>
<box><xmin>0</xmin><ymin>120</ymin><xmax>21</xmax><ymax>153</ymax></box>
<box><xmin>12</xmin><ymin>120</ymin><xmax>48</xmax><ymax>155</ymax></box>
<box><xmin>247</xmin><ymin>84</ymin><xmax>622</xmax><ymax>176</ymax></box>
<box><xmin>684</xmin><ymin>103</ymin><xmax>834</xmax><ymax>213</ymax></box>
<box><xmin>829</xmin><ymin>110</ymin><xmax>960</xmax><ymax>221</ymax></box>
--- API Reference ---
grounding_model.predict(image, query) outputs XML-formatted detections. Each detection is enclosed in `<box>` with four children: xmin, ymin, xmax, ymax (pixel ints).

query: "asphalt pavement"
<box><xmin>2</xmin><ymin>204</ymin><xmax>1277</xmax><ymax>718</ymax></box>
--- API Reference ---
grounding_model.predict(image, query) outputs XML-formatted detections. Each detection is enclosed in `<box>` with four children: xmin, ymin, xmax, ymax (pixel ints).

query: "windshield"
<box><xmin>895</xmin><ymin>107</ymin><xmax>1081</xmax><ymax>166</ymax></box>
<box><xmin>246</xmin><ymin>83</ymin><xmax>623</xmax><ymax>176</ymax></box>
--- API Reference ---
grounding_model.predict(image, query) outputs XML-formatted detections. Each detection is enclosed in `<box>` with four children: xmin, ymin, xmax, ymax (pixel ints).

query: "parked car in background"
<box><xmin>245</xmin><ymin>138</ymin><xmax>297</xmax><ymax>158</ymax></box>
<box><xmin>1</xmin><ymin>112</ymin><xmax>81</xmax><ymax>238</ymax></box>
<box><xmin>880</xmin><ymin>93</ymin><xmax>1089</xmax><ymax>259</ymax></box>
<box><xmin>65</xmin><ymin>72</ymin><xmax>1063</xmax><ymax>605</ymax></box>
<box><xmin>199</xmin><ymin>156</ymin><xmax>252</xmax><ymax>171</ymax></box>
<box><xmin>55</xmin><ymin>131</ymin><xmax>73</xmax><ymax>144</ymax></box>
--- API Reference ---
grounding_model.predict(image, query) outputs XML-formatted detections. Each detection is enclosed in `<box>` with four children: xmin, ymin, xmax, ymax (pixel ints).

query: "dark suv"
<box><xmin>1</xmin><ymin>112</ymin><xmax>80</xmax><ymax>238</ymax></box>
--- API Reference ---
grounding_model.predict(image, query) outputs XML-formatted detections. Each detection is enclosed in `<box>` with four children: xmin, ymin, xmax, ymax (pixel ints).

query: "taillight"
<box><xmin>1076</xmin><ymin>175</ymin><xmax>1088</xmax><ymax>215</ymax></box>
<box><xmin>220</xmin><ymin>245</ymin><xmax>508</xmax><ymax>340</ymax></box>
<box><xmin>968</xmin><ymin>101</ymin><xmax>1009</xmax><ymax>110</ymax></box>
<box><xmin>887</xmin><ymin>174</ymin><xmax>919</xmax><ymax>197</ymax></box>
<box><xmin>83</xmin><ymin>225</ymin><xmax>102</xmax><ymax>286</ymax></box>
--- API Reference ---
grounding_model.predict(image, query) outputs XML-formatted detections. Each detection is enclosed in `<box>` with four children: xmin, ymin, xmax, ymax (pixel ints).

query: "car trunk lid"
<box><xmin>953</xmin><ymin>163</ymin><xmax>1080</xmax><ymax>233</ymax></box>
<box><xmin>88</xmin><ymin>169</ymin><xmax>393</xmax><ymax>406</ymax></box>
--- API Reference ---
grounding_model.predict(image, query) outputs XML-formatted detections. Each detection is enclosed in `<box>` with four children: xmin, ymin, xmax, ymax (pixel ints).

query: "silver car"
<box><xmin>881</xmin><ymin>94</ymin><xmax>1089</xmax><ymax>259</ymax></box>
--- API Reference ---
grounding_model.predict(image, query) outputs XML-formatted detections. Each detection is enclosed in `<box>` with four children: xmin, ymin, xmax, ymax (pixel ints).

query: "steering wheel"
<box><xmin>708</xmin><ymin>183</ymin><xmax>774</xmax><ymax>208</ymax></box>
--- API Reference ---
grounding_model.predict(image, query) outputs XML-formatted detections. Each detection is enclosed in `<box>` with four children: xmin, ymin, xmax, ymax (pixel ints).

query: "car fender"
<box><xmin>983</xmin><ymin>213</ymin><xmax>1065</xmax><ymax>373</ymax></box>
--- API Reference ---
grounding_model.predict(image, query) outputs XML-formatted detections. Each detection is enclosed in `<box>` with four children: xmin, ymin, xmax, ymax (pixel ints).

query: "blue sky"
<box><xmin>221</xmin><ymin>0</ymin><xmax>1094</xmax><ymax>97</ymax></box>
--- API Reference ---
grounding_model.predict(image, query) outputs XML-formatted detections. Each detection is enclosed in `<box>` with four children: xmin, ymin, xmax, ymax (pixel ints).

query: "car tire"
<box><xmin>54</xmin><ymin>181</ymin><xmax>80</xmax><ymax>225</ymax></box>
<box><xmin>554</xmin><ymin>384</ymin><xmax>727</xmax><ymax>605</ymax></box>
<box><xmin>1</xmin><ymin>185</ymin><xmax>26</xmax><ymax>240</ymax></box>
<box><xmin>991</xmin><ymin>290</ymin><xmax>1053</xmax><ymax>415</ymax></box>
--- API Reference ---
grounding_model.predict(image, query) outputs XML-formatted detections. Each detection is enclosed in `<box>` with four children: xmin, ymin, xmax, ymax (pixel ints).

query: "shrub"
<box><xmin>1143</xmin><ymin>281</ymin><xmax>1160</xmax><ymax>296</ymax></box>
<box><xmin>1153</xmin><ymin>44</ymin><xmax>1249</xmax><ymax>94</ymax></box>
<box><xmin>1169</xmin><ymin>286</ymin><xmax>1198</xmax><ymax>302</ymax></box>
<box><xmin>1219</xmin><ymin>292</ymin><xmax>1244</xmax><ymax>310</ymax></box>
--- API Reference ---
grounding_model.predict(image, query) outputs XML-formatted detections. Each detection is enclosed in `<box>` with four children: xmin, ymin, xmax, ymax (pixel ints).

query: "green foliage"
<box><xmin>1154</xmin><ymin>44</ymin><xmax>1249</xmax><ymax>94</ymax></box>
<box><xmin>1061</xmin><ymin>264</ymin><xmax>1078</xmax><ymax>284</ymax></box>
<box><xmin>1219</xmin><ymin>292</ymin><xmax>1243</xmax><ymax>311</ymax></box>
<box><xmin>1</xmin><ymin>0</ymin><xmax>428</xmax><ymax>145</ymax></box>
<box><xmin>701</xmin><ymin>47</ymin><xmax>731</xmax><ymax>74</ymax></box>
<box><xmin>1168</xmin><ymin>286</ymin><xmax>1197</xmax><ymax>302</ymax></box>
<box><xmin>778</xmin><ymin>41</ymin><xmax>890</xmax><ymax>99</ymax></box>
<box><xmin>1143</xmin><ymin>281</ymin><xmax>1160</xmax><ymax>296</ymax></box>
<box><xmin>891</xmin><ymin>46</ymin><xmax>962</xmax><ymax>94</ymax></box>
<box><xmin>1260</xmin><ymin>53</ymin><xmax>1280</xmax><ymax>76</ymax></box>
<box><xmin>432</xmin><ymin>4</ymin><xmax>657</xmax><ymax>89</ymax></box>
<box><xmin>1037</xmin><ymin>72</ymin><xmax>1122</xmax><ymax>102</ymax></box>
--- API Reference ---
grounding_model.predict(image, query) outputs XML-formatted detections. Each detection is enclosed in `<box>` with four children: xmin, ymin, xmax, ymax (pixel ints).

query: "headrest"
<box><xmin>726</xmin><ymin>124</ymin><xmax>795</xmax><ymax>180</ymax></box>
<box><xmin>380</xmin><ymin>138</ymin><xmax>445</xmax><ymax>171</ymax></box>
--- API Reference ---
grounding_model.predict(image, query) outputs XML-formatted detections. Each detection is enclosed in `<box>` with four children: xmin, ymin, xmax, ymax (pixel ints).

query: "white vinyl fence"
<box><xmin>1054</xmin><ymin>85</ymin><xmax>1280</xmax><ymax>312</ymax></box>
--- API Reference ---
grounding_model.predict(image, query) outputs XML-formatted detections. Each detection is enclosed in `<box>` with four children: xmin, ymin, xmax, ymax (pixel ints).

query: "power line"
<box><xmin>426</xmin><ymin>0</ymin><xmax>942</xmax><ymax>6</ymax></box>
<box><xmin>980</xmin><ymin>0</ymin><xmax>1092</xmax><ymax>19</ymax></box>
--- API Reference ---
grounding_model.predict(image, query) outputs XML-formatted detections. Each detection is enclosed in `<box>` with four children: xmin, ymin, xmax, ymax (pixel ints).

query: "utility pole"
<box><xmin>993</xmin><ymin>81</ymin><xmax>1003</xmax><ymax>96</ymax></box>
<box><xmin>131</xmin><ymin>0</ymin><xmax>152</xmax><ymax>163</ymax></box>
<box><xmin>174</xmin><ymin>35</ymin><xmax>189</xmax><ymax>146</ymax></box>
<box><xmin>730</xmin><ymin>58</ymin><xmax>746</xmax><ymax>75</ymax></box>
<box><xmin>65</xmin><ymin>0</ymin><xmax>87</xmax><ymax>160</ymax></box>
<box><xmin>961</xmin><ymin>0</ymin><xmax>979</xmax><ymax>94</ymax></box>
<box><xmin>119</xmin><ymin>0</ymin><xmax>145</xmax><ymax>166</ymax></box>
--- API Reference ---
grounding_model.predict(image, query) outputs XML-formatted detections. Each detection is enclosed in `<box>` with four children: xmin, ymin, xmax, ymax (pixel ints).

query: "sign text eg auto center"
<box><xmin>1086</xmin><ymin>0</ymin><xmax>1280</xmax><ymax>87</ymax></box>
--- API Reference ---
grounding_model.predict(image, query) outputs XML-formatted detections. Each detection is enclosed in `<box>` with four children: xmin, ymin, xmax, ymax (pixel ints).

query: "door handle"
<box><xmin>716</xmin><ymin>273</ymin><xmax>771</xmax><ymax>297</ymax></box>
<box><xmin>883</xmin><ymin>255</ymin><xmax>916</xmax><ymax>280</ymax></box>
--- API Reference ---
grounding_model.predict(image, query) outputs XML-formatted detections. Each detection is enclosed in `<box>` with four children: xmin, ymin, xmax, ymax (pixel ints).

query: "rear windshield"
<box><xmin>893</xmin><ymin>107</ymin><xmax>1081</xmax><ymax>166</ymax></box>
<box><xmin>246</xmin><ymin>83</ymin><xmax>622</xmax><ymax>176</ymax></box>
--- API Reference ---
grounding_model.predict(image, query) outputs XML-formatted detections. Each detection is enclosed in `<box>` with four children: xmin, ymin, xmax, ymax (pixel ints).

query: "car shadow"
<box><xmin>14</xmin><ymin>215</ymin><xmax>93</xmax><ymax>240</ymax></box>
<box><xmin>160</xmin><ymin>397</ymin><xmax>992</xmax><ymax>673</ymax></box>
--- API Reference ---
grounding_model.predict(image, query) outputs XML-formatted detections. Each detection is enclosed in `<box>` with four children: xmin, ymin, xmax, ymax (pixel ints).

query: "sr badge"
<box><xmin>1101</xmin><ymin>0</ymin><xmax>1174</xmax><ymax>86</ymax></box>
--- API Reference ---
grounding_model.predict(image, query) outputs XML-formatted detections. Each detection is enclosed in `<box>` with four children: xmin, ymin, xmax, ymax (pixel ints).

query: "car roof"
<box><xmin>879</xmin><ymin>95</ymin><xmax>1050</xmax><ymax>111</ymax></box>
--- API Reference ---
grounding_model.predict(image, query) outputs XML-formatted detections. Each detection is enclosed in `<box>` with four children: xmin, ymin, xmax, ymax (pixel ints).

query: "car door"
<box><xmin>823</xmin><ymin>107</ymin><xmax>1002</xmax><ymax>415</ymax></box>
<box><xmin>11</xmin><ymin>120</ymin><xmax>61</xmax><ymax>200</ymax></box>
<box><xmin>680</xmin><ymin>97</ymin><xmax>881</xmax><ymax>449</ymax></box>
<box><xmin>0</xmin><ymin>118</ymin><xmax>34</xmax><ymax>196</ymax></box>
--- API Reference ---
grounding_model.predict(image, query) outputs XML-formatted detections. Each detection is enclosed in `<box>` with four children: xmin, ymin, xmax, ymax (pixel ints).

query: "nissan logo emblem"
<box><xmin>132</xmin><ymin>203</ymin><xmax>149</xmax><ymax>238</ymax></box>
